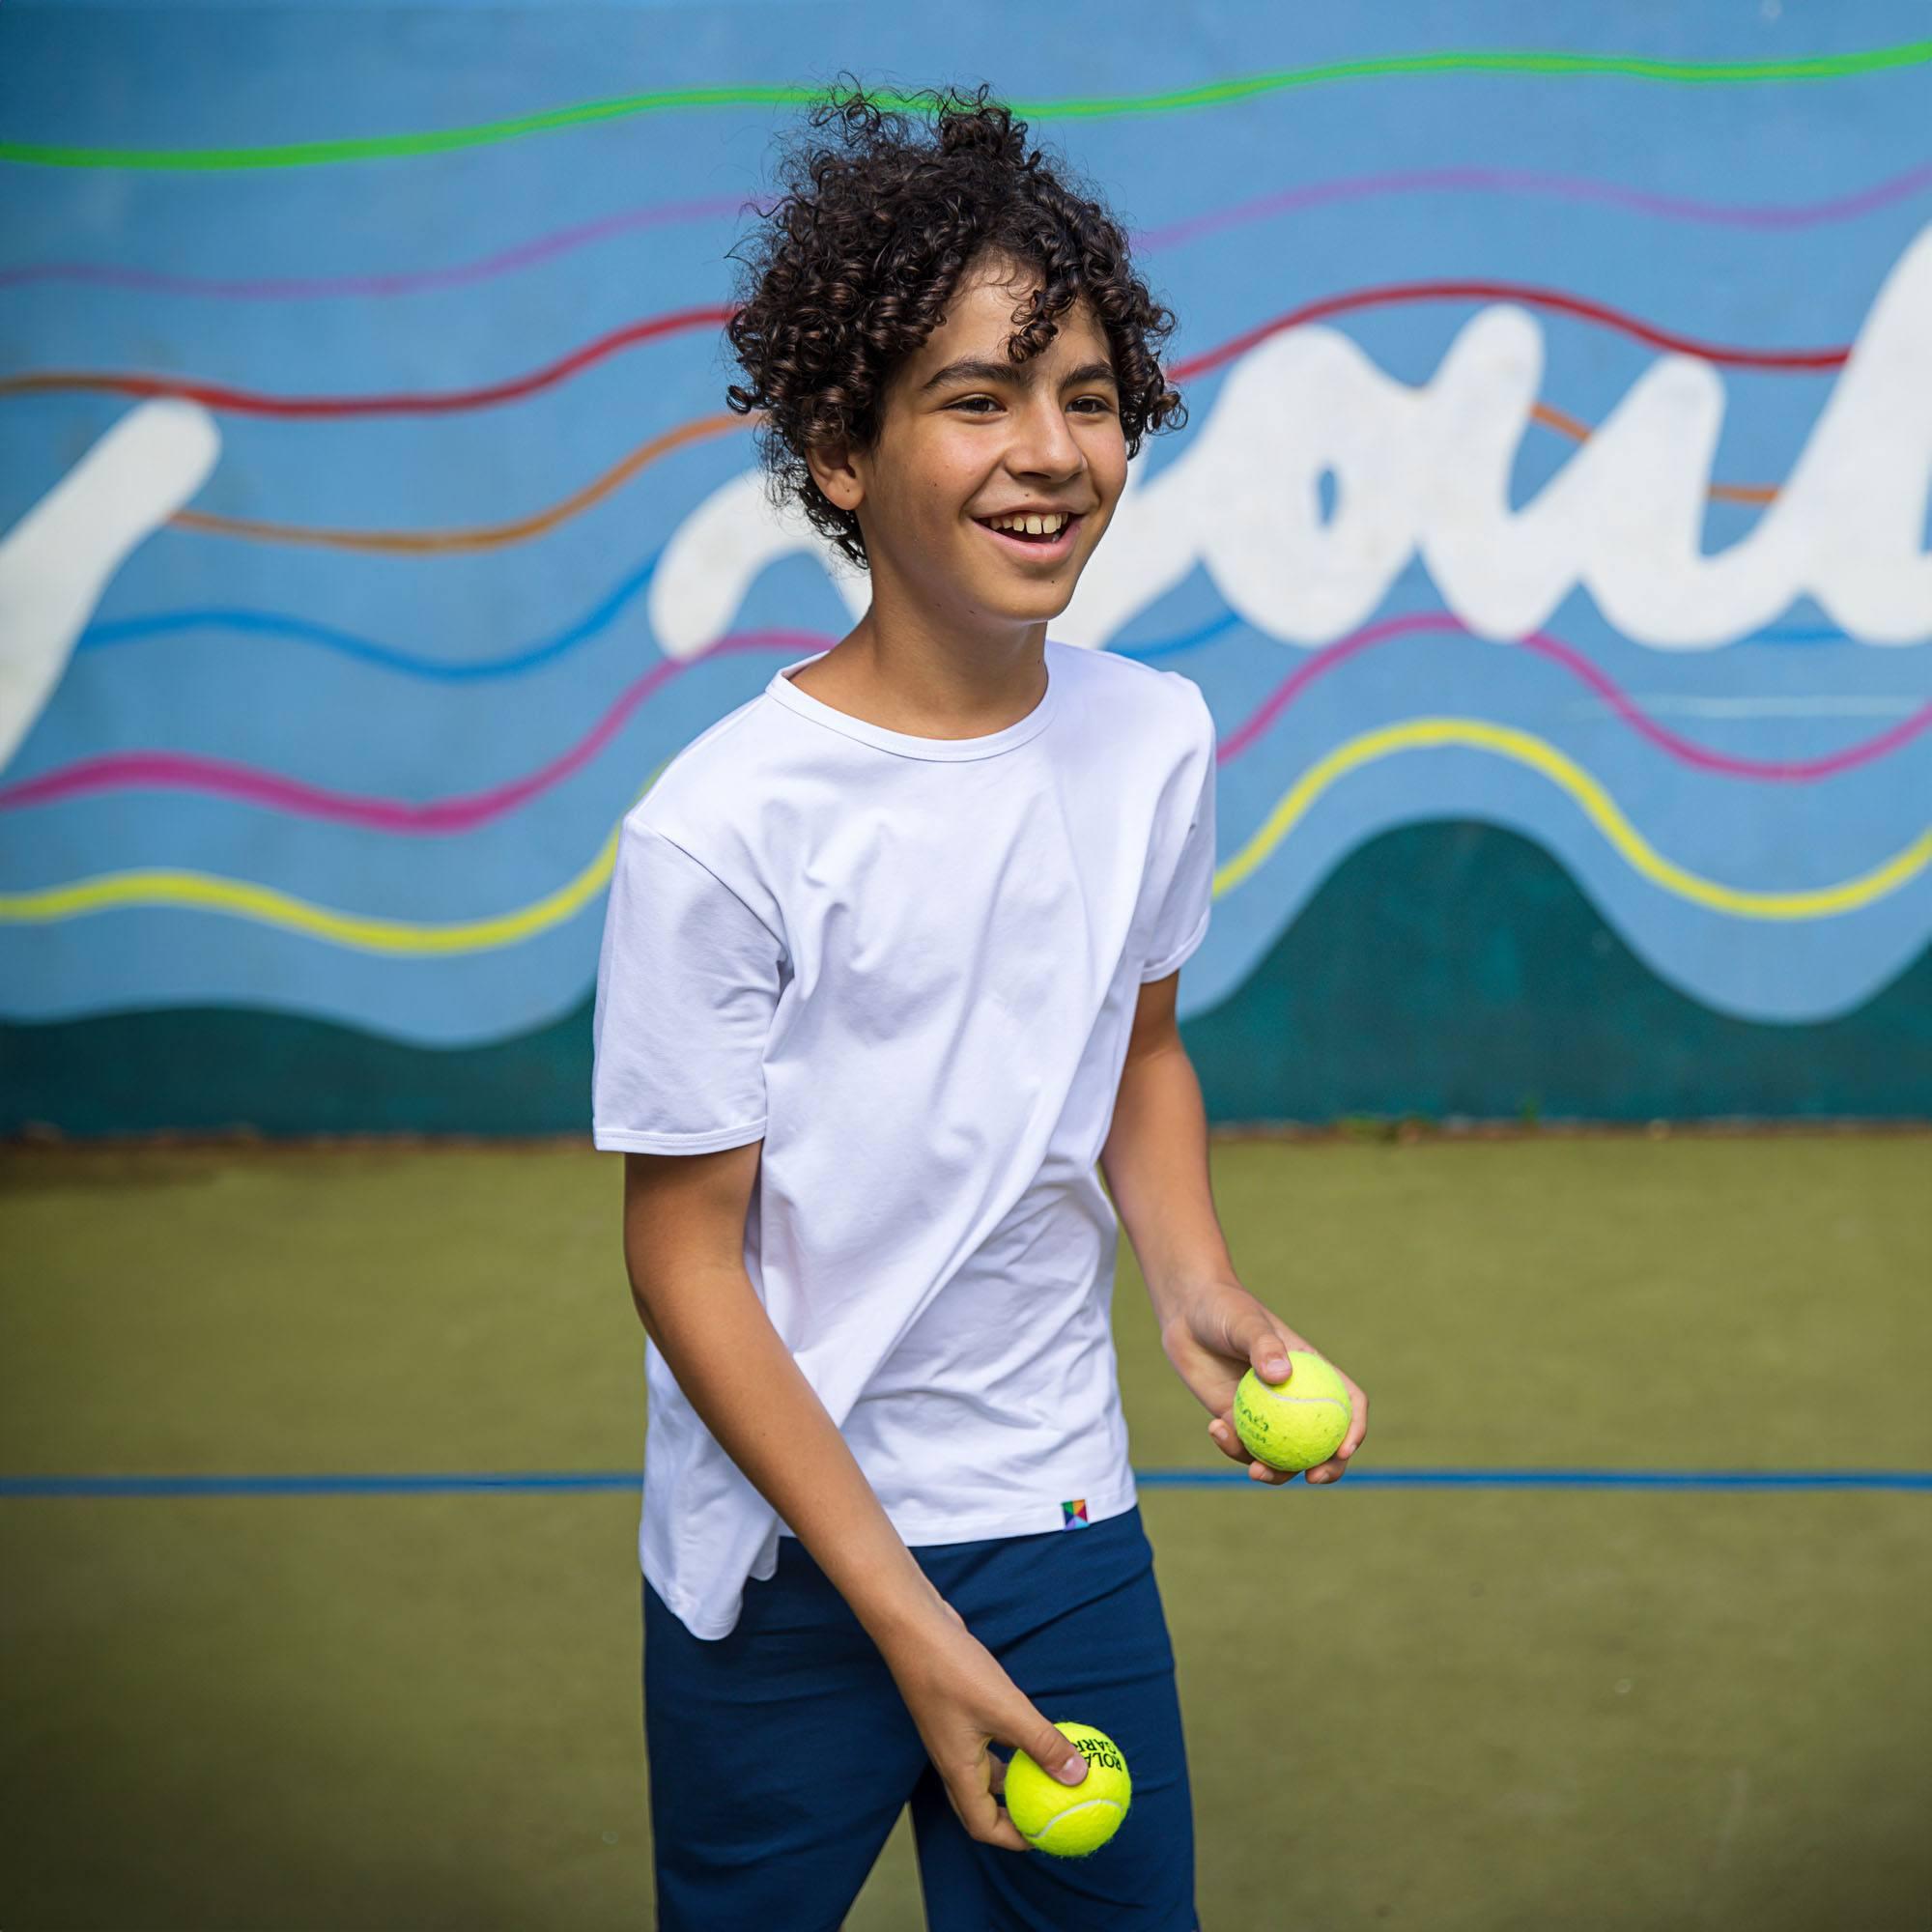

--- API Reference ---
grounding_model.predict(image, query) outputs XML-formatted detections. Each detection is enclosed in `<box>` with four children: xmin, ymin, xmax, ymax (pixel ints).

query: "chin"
<box><xmin>982</xmin><ymin>582</ymin><xmax>1078</xmax><ymax>617</ymax></box>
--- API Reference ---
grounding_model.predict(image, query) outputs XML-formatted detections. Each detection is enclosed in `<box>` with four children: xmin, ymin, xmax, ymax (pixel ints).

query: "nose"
<box><xmin>1003</xmin><ymin>391</ymin><xmax>1087</xmax><ymax>477</ymax></box>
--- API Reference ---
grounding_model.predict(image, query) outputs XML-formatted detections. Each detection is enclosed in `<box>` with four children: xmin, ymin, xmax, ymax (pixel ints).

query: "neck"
<box><xmin>809</xmin><ymin>611</ymin><xmax>1051</xmax><ymax>740</ymax></box>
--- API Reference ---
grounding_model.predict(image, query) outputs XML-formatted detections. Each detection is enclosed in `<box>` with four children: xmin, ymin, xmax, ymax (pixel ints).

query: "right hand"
<box><xmin>877</xmin><ymin>1593</ymin><xmax>1092</xmax><ymax>1852</ymax></box>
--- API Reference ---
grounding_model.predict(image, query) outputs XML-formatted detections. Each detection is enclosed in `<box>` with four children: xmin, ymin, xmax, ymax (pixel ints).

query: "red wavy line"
<box><xmin>5</xmin><ymin>619</ymin><xmax>1920</xmax><ymax>832</ymax></box>
<box><xmin>0</xmin><ymin>307</ymin><xmax>732</xmax><ymax>416</ymax></box>
<box><xmin>1168</xmin><ymin>280</ymin><xmax>1850</xmax><ymax>380</ymax></box>
<box><xmin>0</xmin><ymin>279</ymin><xmax>1846</xmax><ymax>418</ymax></box>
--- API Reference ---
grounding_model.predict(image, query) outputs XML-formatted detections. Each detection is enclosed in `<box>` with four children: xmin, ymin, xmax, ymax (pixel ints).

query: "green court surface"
<box><xmin>2</xmin><ymin>1132</ymin><xmax>1927</xmax><ymax>1930</ymax></box>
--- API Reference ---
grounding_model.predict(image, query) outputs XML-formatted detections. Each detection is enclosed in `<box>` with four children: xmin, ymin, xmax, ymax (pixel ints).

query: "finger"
<box><xmin>950</xmin><ymin>1758</ymin><xmax>1030</xmax><ymax>1854</ymax></box>
<box><xmin>1208</xmin><ymin>1415</ymin><xmax>1250</xmax><ymax>1463</ymax></box>
<box><xmin>1213</xmin><ymin>1414</ymin><xmax>1294</xmax><ymax>1483</ymax></box>
<box><xmin>1338</xmin><ymin>1389</ymin><xmax>1369</xmax><ymax>1459</ymax></box>
<box><xmin>1304</xmin><ymin>1449</ymin><xmax>1351</xmax><ymax>1484</ymax></box>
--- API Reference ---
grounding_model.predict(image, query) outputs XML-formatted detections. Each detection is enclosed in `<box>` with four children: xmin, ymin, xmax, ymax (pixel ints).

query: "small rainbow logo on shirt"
<box><xmin>1061</xmin><ymin>1499</ymin><xmax>1090</xmax><ymax>1527</ymax></box>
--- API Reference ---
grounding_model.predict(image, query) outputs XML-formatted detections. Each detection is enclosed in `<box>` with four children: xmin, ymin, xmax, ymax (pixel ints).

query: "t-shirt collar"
<box><xmin>765</xmin><ymin>645</ymin><xmax>1060</xmax><ymax>761</ymax></box>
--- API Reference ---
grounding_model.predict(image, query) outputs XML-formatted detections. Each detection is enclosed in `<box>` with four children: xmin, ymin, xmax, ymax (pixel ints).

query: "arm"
<box><xmin>620</xmin><ymin>1142</ymin><xmax>1092</xmax><ymax>1841</ymax></box>
<box><xmin>621</xmin><ymin>1140</ymin><xmax>944</xmax><ymax>1648</ymax></box>
<box><xmin>1096</xmin><ymin>967</ymin><xmax>1237</xmax><ymax>1331</ymax></box>
<box><xmin>1098</xmin><ymin>970</ymin><xmax>1370</xmax><ymax>1486</ymax></box>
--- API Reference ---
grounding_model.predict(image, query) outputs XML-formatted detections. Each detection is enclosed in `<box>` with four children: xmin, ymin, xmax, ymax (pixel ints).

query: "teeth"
<box><xmin>985</xmin><ymin>512</ymin><xmax>1069</xmax><ymax>536</ymax></box>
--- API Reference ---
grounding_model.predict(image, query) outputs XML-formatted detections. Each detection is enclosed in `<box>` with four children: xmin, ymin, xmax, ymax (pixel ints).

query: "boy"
<box><xmin>592</xmin><ymin>77</ymin><xmax>1368</xmax><ymax>1931</ymax></box>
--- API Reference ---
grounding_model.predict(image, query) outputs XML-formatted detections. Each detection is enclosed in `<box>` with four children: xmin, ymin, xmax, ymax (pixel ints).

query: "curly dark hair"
<box><xmin>721</xmin><ymin>75</ymin><xmax>1187</xmax><ymax>571</ymax></box>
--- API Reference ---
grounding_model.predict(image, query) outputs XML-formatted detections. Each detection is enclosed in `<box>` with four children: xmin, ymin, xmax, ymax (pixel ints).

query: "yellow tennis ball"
<box><xmin>1233</xmin><ymin>1350</ymin><xmax>1352</xmax><ymax>1472</ymax></box>
<box><xmin>1004</xmin><ymin>1721</ymin><xmax>1132</xmax><ymax>1857</ymax></box>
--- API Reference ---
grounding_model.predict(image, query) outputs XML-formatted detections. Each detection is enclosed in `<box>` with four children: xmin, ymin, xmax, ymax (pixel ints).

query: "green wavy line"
<box><xmin>7</xmin><ymin>43</ymin><xmax>1932</xmax><ymax>170</ymax></box>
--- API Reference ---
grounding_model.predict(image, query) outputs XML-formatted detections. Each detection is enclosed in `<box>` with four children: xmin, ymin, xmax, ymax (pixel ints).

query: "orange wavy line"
<box><xmin>155</xmin><ymin>402</ymin><xmax>1773</xmax><ymax>554</ymax></box>
<box><xmin>1529</xmin><ymin>403</ymin><xmax>1776</xmax><ymax>504</ymax></box>
<box><xmin>168</xmin><ymin>412</ymin><xmax>742</xmax><ymax>552</ymax></box>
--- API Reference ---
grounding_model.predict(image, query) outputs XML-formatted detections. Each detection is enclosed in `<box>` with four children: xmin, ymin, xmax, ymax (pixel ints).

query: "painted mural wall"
<box><xmin>2</xmin><ymin>3</ymin><xmax>1929</xmax><ymax>1132</ymax></box>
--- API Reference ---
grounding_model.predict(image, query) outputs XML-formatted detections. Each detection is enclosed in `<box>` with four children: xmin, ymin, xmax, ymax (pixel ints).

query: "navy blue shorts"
<box><xmin>640</xmin><ymin>1503</ymin><xmax>1197</xmax><ymax>1931</ymax></box>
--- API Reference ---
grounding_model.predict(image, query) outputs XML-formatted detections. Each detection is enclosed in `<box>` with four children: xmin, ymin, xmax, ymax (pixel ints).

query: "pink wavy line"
<box><xmin>6</xmin><ymin>618</ymin><xmax>1926</xmax><ymax>833</ymax></box>
<box><xmin>0</xmin><ymin>629</ymin><xmax>819</xmax><ymax>830</ymax></box>
<box><xmin>1137</xmin><ymin>160</ymin><xmax>1932</xmax><ymax>251</ymax></box>
<box><xmin>0</xmin><ymin>195</ymin><xmax>754</xmax><ymax>297</ymax></box>
<box><xmin>5</xmin><ymin>161</ymin><xmax>1929</xmax><ymax>297</ymax></box>
<box><xmin>1217</xmin><ymin>613</ymin><xmax>1932</xmax><ymax>774</ymax></box>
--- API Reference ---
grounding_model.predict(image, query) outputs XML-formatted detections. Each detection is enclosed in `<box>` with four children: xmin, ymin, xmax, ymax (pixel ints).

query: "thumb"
<box><xmin>1247</xmin><ymin>1326</ymin><xmax>1291</xmax><ymax>1384</ymax></box>
<box><xmin>1022</xmin><ymin>1715</ymin><xmax>1090</xmax><ymax>1786</ymax></box>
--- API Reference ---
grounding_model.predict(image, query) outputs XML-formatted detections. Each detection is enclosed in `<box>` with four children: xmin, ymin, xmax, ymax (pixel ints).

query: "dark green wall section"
<box><xmin>1185</xmin><ymin>823</ymin><xmax>1931</xmax><ymax>1123</ymax></box>
<box><xmin>4</xmin><ymin>823</ymin><xmax>1927</xmax><ymax>1138</ymax></box>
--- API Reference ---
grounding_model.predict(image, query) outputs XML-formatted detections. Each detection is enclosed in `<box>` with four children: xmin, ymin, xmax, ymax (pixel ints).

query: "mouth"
<box><xmin>972</xmin><ymin>513</ymin><xmax>1085</xmax><ymax>562</ymax></box>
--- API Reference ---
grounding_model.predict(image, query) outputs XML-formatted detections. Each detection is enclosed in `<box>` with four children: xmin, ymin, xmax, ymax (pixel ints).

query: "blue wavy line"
<box><xmin>1111</xmin><ymin>615</ymin><xmax>1862</xmax><ymax>661</ymax></box>
<box><xmin>76</xmin><ymin>551</ymin><xmax>666</xmax><ymax>682</ymax></box>
<box><xmin>72</xmin><ymin>552</ymin><xmax>1871</xmax><ymax>685</ymax></box>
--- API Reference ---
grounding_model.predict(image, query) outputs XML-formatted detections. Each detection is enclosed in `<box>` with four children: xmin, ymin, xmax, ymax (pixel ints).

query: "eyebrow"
<box><xmin>917</xmin><ymin>355</ymin><xmax>1120</xmax><ymax>394</ymax></box>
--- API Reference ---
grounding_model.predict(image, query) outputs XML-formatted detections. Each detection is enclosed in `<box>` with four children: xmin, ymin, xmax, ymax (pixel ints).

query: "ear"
<box><xmin>804</xmin><ymin>437</ymin><xmax>865</xmax><ymax>516</ymax></box>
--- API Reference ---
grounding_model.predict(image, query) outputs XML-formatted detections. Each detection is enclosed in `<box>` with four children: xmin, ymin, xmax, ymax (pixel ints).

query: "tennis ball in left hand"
<box><xmin>1233</xmin><ymin>1350</ymin><xmax>1352</xmax><ymax>1471</ymax></box>
<box><xmin>1004</xmin><ymin>1721</ymin><xmax>1132</xmax><ymax>1857</ymax></box>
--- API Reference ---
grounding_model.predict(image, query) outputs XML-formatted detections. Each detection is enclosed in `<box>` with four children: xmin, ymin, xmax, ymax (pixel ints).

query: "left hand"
<box><xmin>1159</xmin><ymin>1281</ymin><xmax>1369</xmax><ymax>1487</ymax></box>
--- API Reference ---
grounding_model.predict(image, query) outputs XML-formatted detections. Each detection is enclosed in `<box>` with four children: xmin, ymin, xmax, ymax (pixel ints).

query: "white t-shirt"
<box><xmin>591</xmin><ymin>638</ymin><xmax>1217</xmax><ymax>1639</ymax></box>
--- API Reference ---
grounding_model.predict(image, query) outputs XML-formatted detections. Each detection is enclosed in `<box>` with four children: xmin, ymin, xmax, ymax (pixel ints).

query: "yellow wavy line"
<box><xmin>2</xmin><ymin>725</ymin><xmax>1925</xmax><ymax>952</ymax></box>
<box><xmin>0</xmin><ymin>826</ymin><xmax>620</xmax><ymax>952</ymax></box>
<box><xmin>1215</xmin><ymin>719</ymin><xmax>1932</xmax><ymax>919</ymax></box>
<box><xmin>0</xmin><ymin>769</ymin><xmax>665</xmax><ymax>953</ymax></box>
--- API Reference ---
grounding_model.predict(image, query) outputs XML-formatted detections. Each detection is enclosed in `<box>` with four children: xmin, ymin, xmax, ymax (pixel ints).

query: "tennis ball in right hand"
<box><xmin>1004</xmin><ymin>1721</ymin><xmax>1132</xmax><ymax>1856</ymax></box>
<box><xmin>1233</xmin><ymin>1350</ymin><xmax>1352</xmax><ymax>1471</ymax></box>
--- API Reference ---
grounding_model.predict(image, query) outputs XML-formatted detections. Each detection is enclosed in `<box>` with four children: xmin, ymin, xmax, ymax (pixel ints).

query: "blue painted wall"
<box><xmin>2</xmin><ymin>3</ymin><xmax>1928</xmax><ymax>1128</ymax></box>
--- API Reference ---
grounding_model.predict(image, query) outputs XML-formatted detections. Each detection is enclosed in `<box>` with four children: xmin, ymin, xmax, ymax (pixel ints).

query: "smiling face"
<box><xmin>805</xmin><ymin>251</ymin><xmax>1129</xmax><ymax>648</ymax></box>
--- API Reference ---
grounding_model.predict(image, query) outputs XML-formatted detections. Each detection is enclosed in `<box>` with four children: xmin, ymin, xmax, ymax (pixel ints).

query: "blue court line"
<box><xmin>0</xmin><ymin>1466</ymin><xmax>1926</xmax><ymax>1498</ymax></box>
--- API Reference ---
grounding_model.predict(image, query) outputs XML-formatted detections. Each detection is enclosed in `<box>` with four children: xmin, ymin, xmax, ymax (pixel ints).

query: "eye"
<box><xmin>949</xmin><ymin>395</ymin><xmax>1114</xmax><ymax>414</ymax></box>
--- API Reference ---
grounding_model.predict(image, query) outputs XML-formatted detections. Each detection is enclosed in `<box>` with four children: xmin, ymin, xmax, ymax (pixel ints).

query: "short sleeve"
<box><xmin>1139</xmin><ymin>696</ymin><xmax>1218</xmax><ymax>983</ymax></box>
<box><xmin>591</xmin><ymin>817</ymin><xmax>784</xmax><ymax>1153</ymax></box>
